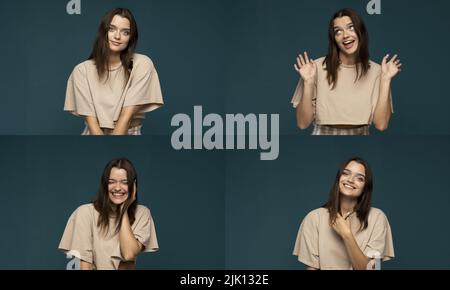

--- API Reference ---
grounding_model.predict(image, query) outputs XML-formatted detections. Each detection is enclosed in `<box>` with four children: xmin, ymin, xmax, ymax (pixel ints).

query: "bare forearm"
<box><xmin>112</xmin><ymin>106</ymin><xmax>138</xmax><ymax>135</ymax></box>
<box><xmin>296</xmin><ymin>81</ymin><xmax>315</xmax><ymax>129</ymax></box>
<box><xmin>85</xmin><ymin>116</ymin><xmax>104</xmax><ymax>135</ymax></box>
<box><xmin>119</xmin><ymin>212</ymin><xmax>142</xmax><ymax>261</ymax></box>
<box><xmin>80</xmin><ymin>260</ymin><xmax>94</xmax><ymax>270</ymax></box>
<box><xmin>342</xmin><ymin>234</ymin><xmax>369</xmax><ymax>270</ymax></box>
<box><xmin>373</xmin><ymin>78</ymin><xmax>392</xmax><ymax>131</ymax></box>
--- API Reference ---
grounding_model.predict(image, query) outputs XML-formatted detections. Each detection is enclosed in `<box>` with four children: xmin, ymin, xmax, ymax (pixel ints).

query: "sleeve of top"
<box><xmin>370</xmin><ymin>74</ymin><xmax>394</xmax><ymax>122</ymax></box>
<box><xmin>133</xmin><ymin>206</ymin><xmax>159</xmax><ymax>253</ymax></box>
<box><xmin>364</xmin><ymin>211</ymin><xmax>395</xmax><ymax>261</ymax></box>
<box><xmin>64</xmin><ymin>64</ymin><xmax>96</xmax><ymax>117</ymax></box>
<box><xmin>290</xmin><ymin>78</ymin><xmax>317</xmax><ymax>114</ymax></box>
<box><xmin>293</xmin><ymin>211</ymin><xmax>320</xmax><ymax>269</ymax></box>
<box><xmin>58</xmin><ymin>205</ymin><xmax>94</xmax><ymax>264</ymax></box>
<box><xmin>123</xmin><ymin>57</ymin><xmax>164</xmax><ymax>114</ymax></box>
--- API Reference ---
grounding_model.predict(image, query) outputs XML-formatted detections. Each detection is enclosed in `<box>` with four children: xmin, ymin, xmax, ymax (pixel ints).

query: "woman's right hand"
<box><xmin>294</xmin><ymin>52</ymin><xmax>317</xmax><ymax>84</ymax></box>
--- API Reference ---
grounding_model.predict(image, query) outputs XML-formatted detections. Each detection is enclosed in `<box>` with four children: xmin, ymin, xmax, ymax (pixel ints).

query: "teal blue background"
<box><xmin>1</xmin><ymin>0</ymin><xmax>449</xmax><ymax>134</ymax></box>
<box><xmin>0</xmin><ymin>136</ymin><xmax>225</xmax><ymax>269</ymax></box>
<box><xmin>225</xmin><ymin>136</ymin><xmax>450</xmax><ymax>269</ymax></box>
<box><xmin>1</xmin><ymin>136</ymin><xmax>449</xmax><ymax>269</ymax></box>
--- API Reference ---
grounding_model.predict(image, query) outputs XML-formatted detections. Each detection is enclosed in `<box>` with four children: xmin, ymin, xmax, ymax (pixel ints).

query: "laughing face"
<box><xmin>333</xmin><ymin>16</ymin><xmax>359</xmax><ymax>57</ymax></box>
<box><xmin>339</xmin><ymin>161</ymin><xmax>366</xmax><ymax>198</ymax></box>
<box><xmin>108</xmin><ymin>167</ymin><xmax>130</xmax><ymax>205</ymax></box>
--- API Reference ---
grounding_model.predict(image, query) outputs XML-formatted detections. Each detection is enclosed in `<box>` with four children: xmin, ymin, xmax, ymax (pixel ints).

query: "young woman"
<box><xmin>291</xmin><ymin>8</ymin><xmax>402</xmax><ymax>135</ymax></box>
<box><xmin>64</xmin><ymin>8</ymin><xmax>164</xmax><ymax>135</ymax></box>
<box><xmin>293</xmin><ymin>157</ymin><xmax>394</xmax><ymax>270</ymax></box>
<box><xmin>59</xmin><ymin>158</ymin><xmax>159</xmax><ymax>270</ymax></box>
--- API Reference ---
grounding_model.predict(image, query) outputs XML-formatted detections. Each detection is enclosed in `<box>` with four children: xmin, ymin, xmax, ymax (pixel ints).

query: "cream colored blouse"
<box><xmin>293</xmin><ymin>207</ymin><xmax>394</xmax><ymax>270</ymax></box>
<box><xmin>291</xmin><ymin>57</ymin><xmax>393</xmax><ymax>125</ymax></box>
<box><xmin>64</xmin><ymin>53</ymin><xmax>164</xmax><ymax>129</ymax></box>
<box><xmin>59</xmin><ymin>203</ymin><xmax>159</xmax><ymax>270</ymax></box>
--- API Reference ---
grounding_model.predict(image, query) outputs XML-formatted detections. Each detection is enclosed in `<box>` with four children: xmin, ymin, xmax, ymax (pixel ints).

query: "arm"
<box><xmin>119</xmin><ymin>181</ymin><xmax>143</xmax><ymax>261</ymax></box>
<box><xmin>294</xmin><ymin>52</ymin><xmax>317</xmax><ymax>130</ymax></box>
<box><xmin>332</xmin><ymin>213</ymin><xmax>369</xmax><ymax>270</ymax></box>
<box><xmin>373</xmin><ymin>54</ymin><xmax>402</xmax><ymax>131</ymax></box>
<box><xmin>80</xmin><ymin>260</ymin><xmax>94</xmax><ymax>270</ymax></box>
<box><xmin>85</xmin><ymin>116</ymin><xmax>104</xmax><ymax>135</ymax></box>
<box><xmin>119</xmin><ymin>210</ymin><xmax>144</xmax><ymax>261</ymax></box>
<box><xmin>112</xmin><ymin>106</ymin><xmax>139</xmax><ymax>135</ymax></box>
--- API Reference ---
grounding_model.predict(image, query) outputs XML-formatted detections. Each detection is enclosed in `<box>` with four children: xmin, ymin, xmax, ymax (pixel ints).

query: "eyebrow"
<box><xmin>334</xmin><ymin>23</ymin><xmax>354</xmax><ymax>29</ymax></box>
<box><xmin>109</xmin><ymin>24</ymin><xmax>131</xmax><ymax>31</ymax></box>
<box><xmin>343</xmin><ymin>169</ymin><xmax>366</xmax><ymax>178</ymax></box>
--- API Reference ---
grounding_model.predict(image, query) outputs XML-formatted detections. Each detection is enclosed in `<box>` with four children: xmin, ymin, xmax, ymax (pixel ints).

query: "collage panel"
<box><xmin>0</xmin><ymin>136</ymin><xmax>225</xmax><ymax>269</ymax></box>
<box><xmin>225</xmin><ymin>136</ymin><xmax>450</xmax><ymax>269</ymax></box>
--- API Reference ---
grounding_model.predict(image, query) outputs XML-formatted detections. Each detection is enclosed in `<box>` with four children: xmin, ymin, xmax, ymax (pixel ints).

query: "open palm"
<box><xmin>381</xmin><ymin>54</ymin><xmax>402</xmax><ymax>79</ymax></box>
<box><xmin>294</xmin><ymin>52</ymin><xmax>317</xmax><ymax>83</ymax></box>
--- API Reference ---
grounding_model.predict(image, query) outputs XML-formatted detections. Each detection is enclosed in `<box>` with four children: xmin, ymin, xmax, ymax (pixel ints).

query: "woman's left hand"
<box><xmin>332</xmin><ymin>212</ymin><xmax>353</xmax><ymax>239</ymax></box>
<box><xmin>121</xmin><ymin>181</ymin><xmax>137</xmax><ymax>213</ymax></box>
<box><xmin>381</xmin><ymin>54</ymin><xmax>402</xmax><ymax>80</ymax></box>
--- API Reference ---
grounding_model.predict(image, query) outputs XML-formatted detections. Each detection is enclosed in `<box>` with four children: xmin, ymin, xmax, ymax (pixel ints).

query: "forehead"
<box><xmin>109</xmin><ymin>167</ymin><xmax>128</xmax><ymax>179</ymax></box>
<box><xmin>344</xmin><ymin>161</ymin><xmax>366</xmax><ymax>175</ymax></box>
<box><xmin>333</xmin><ymin>16</ymin><xmax>353</xmax><ymax>28</ymax></box>
<box><xmin>110</xmin><ymin>15</ymin><xmax>131</xmax><ymax>29</ymax></box>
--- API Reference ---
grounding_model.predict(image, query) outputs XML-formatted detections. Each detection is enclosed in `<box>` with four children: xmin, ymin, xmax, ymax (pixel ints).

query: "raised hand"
<box><xmin>381</xmin><ymin>54</ymin><xmax>402</xmax><ymax>80</ymax></box>
<box><xmin>294</xmin><ymin>52</ymin><xmax>317</xmax><ymax>84</ymax></box>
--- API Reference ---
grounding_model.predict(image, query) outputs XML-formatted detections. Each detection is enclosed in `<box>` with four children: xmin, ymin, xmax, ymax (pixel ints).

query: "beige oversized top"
<box><xmin>58</xmin><ymin>203</ymin><xmax>159</xmax><ymax>270</ymax></box>
<box><xmin>293</xmin><ymin>207</ymin><xmax>394</xmax><ymax>270</ymax></box>
<box><xmin>291</xmin><ymin>57</ymin><xmax>393</xmax><ymax>125</ymax></box>
<box><xmin>64</xmin><ymin>53</ymin><xmax>164</xmax><ymax>129</ymax></box>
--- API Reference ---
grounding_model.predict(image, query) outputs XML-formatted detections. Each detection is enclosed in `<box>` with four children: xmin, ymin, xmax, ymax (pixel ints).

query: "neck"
<box><xmin>339</xmin><ymin>52</ymin><xmax>357</xmax><ymax>66</ymax></box>
<box><xmin>340</xmin><ymin>194</ymin><xmax>357</xmax><ymax>215</ymax></box>
<box><xmin>109</xmin><ymin>52</ymin><xmax>122</xmax><ymax>68</ymax></box>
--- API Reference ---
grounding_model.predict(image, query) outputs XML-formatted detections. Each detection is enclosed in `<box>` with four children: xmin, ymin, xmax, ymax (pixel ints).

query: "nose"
<box><xmin>114</xmin><ymin>31</ymin><xmax>121</xmax><ymax>40</ymax></box>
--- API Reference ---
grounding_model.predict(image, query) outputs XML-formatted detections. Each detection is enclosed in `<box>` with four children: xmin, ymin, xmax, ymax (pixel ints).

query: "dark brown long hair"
<box><xmin>324</xmin><ymin>8</ymin><xmax>370</xmax><ymax>89</ymax></box>
<box><xmin>93</xmin><ymin>158</ymin><xmax>138</xmax><ymax>235</ymax></box>
<box><xmin>322</xmin><ymin>157</ymin><xmax>373</xmax><ymax>232</ymax></box>
<box><xmin>88</xmin><ymin>8</ymin><xmax>138</xmax><ymax>82</ymax></box>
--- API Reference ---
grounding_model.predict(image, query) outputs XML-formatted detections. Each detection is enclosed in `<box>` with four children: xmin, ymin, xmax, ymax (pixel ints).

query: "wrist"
<box><xmin>380</xmin><ymin>74</ymin><xmax>392</xmax><ymax>83</ymax></box>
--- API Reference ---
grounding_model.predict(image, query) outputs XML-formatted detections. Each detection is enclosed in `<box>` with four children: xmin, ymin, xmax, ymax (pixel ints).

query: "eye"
<box><xmin>334</xmin><ymin>29</ymin><xmax>342</xmax><ymax>36</ymax></box>
<box><xmin>342</xmin><ymin>171</ymin><xmax>350</xmax><ymax>176</ymax></box>
<box><xmin>108</xmin><ymin>27</ymin><xmax>116</xmax><ymax>32</ymax></box>
<box><xmin>357</xmin><ymin>177</ymin><xmax>365</xmax><ymax>183</ymax></box>
<box><xmin>123</xmin><ymin>30</ymin><xmax>130</xmax><ymax>36</ymax></box>
<box><xmin>348</xmin><ymin>25</ymin><xmax>355</xmax><ymax>31</ymax></box>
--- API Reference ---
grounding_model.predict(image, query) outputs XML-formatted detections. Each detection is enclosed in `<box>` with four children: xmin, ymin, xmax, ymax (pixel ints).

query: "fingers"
<box><xmin>382</xmin><ymin>54</ymin><xmax>389</xmax><ymax>64</ymax></box>
<box><xmin>390</xmin><ymin>54</ymin><xmax>398</xmax><ymax>63</ymax></box>
<box><xmin>295</xmin><ymin>51</ymin><xmax>312</xmax><ymax>69</ymax></box>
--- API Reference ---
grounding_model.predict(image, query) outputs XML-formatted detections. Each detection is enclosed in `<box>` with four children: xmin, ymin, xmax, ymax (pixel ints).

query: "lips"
<box><xmin>111</xmin><ymin>191</ymin><xmax>126</xmax><ymax>197</ymax></box>
<box><xmin>110</xmin><ymin>41</ymin><xmax>122</xmax><ymax>46</ymax></box>
<box><xmin>343</xmin><ymin>183</ymin><xmax>356</xmax><ymax>190</ymax></box>
<box><xmin>343</xmin><ymin>40</ymin><xmax>355</xmax><ymax>50</ymax></box>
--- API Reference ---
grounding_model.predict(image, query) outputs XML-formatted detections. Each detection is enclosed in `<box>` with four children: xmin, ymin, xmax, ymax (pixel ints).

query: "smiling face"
<box><xmin>339</xmin><ymin>161</ymin><xmax>366</xmax><ymax>198</ymax></box>
<box><xmin>107</xmin><ymin>15</ymin><xmax>131</xmax><ymax>53</ymax></box>
<box><xmin>333</xmin><ymin>16</ymin><xmax>359</xmax><ymax>57</ymax></box>
<box><xmin>108</xmin><ymin>167</ymin><xmax>129</xmax><ymax>205</ymax></box>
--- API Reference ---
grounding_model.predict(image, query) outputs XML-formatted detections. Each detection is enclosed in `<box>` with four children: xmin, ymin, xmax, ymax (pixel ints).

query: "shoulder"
<box><xmin>72</xmin><ymin>60</ymin><xmax>95</xmax><ymax>76</ymax></box>
<box><xmin>71</xmin><ymin>203</ymin><xmax>95</xmax><ymax>219</ymax></box>
<box><xmin>132</xmin><ymin>53</ymin><xmax>155</xmax><ymax>70</ymax></box>
<box><xmin>303</xmin><ymin>207</ymin><xmax>327</xmax><ymax>223</ymax></box>
<box><xmin>314</xmin><ymin>56</ymin><xmax>327</xmax><ymax>67</ymax></box>
<box><xmin>135</xmin><ymin>204</ymin><xmax>152</xmax><ymax>218</ymax></box>
<box><xmin>368</xmin><ymin>207</ymin><xmax>389</xmax><ymax>223</ymax></box>
<box><xmin>368</xmin><ymin>60</ymin><xmax>381</xmax><ymax>73</ymax></box>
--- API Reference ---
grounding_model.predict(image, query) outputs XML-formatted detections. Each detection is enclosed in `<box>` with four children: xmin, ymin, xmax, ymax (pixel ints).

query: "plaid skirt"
<box><xmin>81</xmin><ymin>126</ymin><xmax>142</xmax><ymax>136</ymax></box>
<box><xmin>312</xmin><ymin>125</ymin><xmax>369</xmax><ymax>136</ymax></box>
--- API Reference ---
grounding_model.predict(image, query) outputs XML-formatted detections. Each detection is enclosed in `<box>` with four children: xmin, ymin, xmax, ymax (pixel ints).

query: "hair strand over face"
<box><xmin>322</xmin><ymin>157</ymin><xmax>373</xmax><ymax>232</ymax></box>
<box><xmin>323</xmin><ymin>8</ymin><xmax>370</xmax><ymax>89</ymax></box>
<box><xmin>89</xmin><ymin>8</ymin><xmax>139</xmax><ymax>83</ymax></box>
